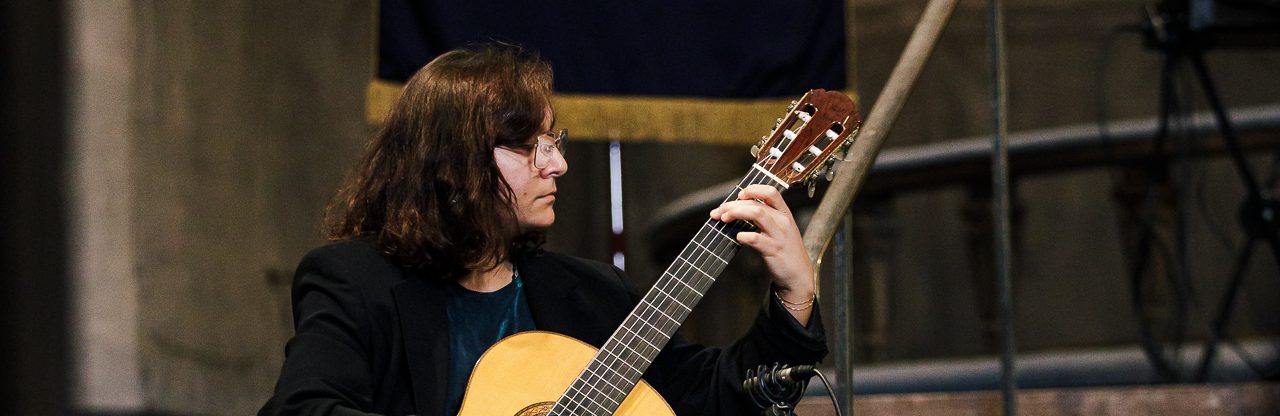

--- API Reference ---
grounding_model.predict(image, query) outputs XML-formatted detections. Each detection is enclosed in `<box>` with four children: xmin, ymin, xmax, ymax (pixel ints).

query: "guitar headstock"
<box><xmin>751</xmin><ymin>89</ymin><xmax>861</xmax><ymax>193</ymax></box>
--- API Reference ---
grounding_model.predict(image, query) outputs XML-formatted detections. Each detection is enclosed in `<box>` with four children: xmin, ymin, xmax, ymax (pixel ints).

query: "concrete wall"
<box><xmin>71</xmin><ymin>1</ymin><xmax>372</xmax><ymax>413</ymax></box>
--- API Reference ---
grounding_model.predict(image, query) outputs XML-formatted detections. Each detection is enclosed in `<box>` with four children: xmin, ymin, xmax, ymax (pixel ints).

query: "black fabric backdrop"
<box><xmin>378</xmin><ymin>0</ymin><xmax>847</xmax><ymax>98</ymax></box>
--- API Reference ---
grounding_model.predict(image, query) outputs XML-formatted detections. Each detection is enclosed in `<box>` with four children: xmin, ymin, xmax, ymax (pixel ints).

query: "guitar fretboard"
<box><xmin>550</xmin><ymin>164</ymin><xmax>788</xmax><ymax>416</ymax></box>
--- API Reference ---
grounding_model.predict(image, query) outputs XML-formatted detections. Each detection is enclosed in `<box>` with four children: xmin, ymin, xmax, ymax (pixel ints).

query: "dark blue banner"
<box><xmin>378</xmin><ymin>0</ymin><xmax>847</xmax><ymax>98</ymax></box>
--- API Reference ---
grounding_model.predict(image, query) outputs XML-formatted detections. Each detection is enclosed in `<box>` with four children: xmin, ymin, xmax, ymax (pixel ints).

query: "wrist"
<box><xmin>774</xmin><ymin>284</ymin><xmax>815</xmax><ymax>302</ymax></box>
<box><xmin>773</xmin><ymin>287</ymin><xmax>816</xmax><ymax>311</ymax></box>
<box><xmin>774</xmin><ymin>279</ymin><xmax>814</xmax><ymax>297</ymax></box>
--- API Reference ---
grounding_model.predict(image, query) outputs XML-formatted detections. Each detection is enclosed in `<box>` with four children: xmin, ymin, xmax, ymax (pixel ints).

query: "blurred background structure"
<box><xmin>2</xmin><ymin>0</ymin><xmax>1278</xmax><ymax>414</ymax></box>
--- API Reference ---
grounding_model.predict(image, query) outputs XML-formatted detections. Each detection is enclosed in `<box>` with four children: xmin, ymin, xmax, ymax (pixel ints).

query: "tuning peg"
<box><xmin>750</xmin><ymin>144</ymin><xmax>761</xmax><ymax>158</ymax></box>
<box><xmin>826</xmin><ymin>160</ymin><xmax>838</xmax><ymax>181</ymax></box>
<box><xmin>807</xmin><ymin>177</ymin><xmax>817</xmax><ymax>198</ymax></box>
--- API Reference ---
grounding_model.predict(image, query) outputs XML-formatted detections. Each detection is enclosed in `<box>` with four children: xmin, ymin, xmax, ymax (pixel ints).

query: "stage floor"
<box><xmin>796</xmin><ymin>382</ymin><xmax>1279</xmax><ymax>416</ymax></box>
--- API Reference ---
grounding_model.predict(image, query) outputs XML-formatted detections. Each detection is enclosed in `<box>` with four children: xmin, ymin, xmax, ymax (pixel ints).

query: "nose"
<box><xmin>541</xmin><ymin>147</ymin><xmax>568</xmax><ymax>178</ymax></box>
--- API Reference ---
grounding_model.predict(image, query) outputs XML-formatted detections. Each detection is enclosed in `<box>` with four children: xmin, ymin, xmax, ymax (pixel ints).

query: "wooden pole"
<box><xmin>804</xmin><ymin>0</ymin><xmax>960</xmax><ymax>271</ymax></box>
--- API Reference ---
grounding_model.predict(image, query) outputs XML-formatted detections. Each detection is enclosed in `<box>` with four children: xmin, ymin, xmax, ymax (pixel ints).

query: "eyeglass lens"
<box><xmin>533</xmin><ymin>129</ymin><xmax>567</xmax><ymax>169</ymax></box>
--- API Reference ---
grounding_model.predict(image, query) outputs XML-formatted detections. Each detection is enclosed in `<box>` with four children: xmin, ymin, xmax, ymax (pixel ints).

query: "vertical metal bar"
<box><xmin>987</xmin><ymin>0</ymin><xmax>1016</xmax><ymax>414</ymax></box>
<box><xmin>831</xmin><ymin>211</ymin><xmax>855</xmax><ymax>415</ymax></box>
<box><xmin>608</xmin><ymin>139</ymin><xmax>626</xmax><ymax>269</ymax></box>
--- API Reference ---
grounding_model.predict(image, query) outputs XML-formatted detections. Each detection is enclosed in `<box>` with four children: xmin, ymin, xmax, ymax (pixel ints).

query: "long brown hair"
<box><xmin>325</xmin><ymin>44</ymin><xmax>552</xmax><ymax>277</ymax></box>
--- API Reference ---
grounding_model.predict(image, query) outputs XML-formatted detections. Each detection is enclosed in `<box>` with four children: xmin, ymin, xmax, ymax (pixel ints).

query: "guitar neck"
<box><xmin>551</xmin><ymin>164</ymin><xmax>788</xmax><ymax>416</ymax></box>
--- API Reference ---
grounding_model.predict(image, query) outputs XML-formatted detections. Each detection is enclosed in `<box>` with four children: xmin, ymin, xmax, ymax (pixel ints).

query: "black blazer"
<box><xmin>260</xmin><ymin>238</ymin><xmax>827</xmax><ymax>416</ymax></box>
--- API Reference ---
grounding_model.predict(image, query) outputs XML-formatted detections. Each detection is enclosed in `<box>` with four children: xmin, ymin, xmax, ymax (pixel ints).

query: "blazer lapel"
<box><xmin>516</xmin><ymin>254</ymin><xmax>590</xmax><ymax>342</ymax></box>
<box><xmin>391</xmin><ymin>275</ymin><xmax>450</xmax><ymax>416</ymax></box>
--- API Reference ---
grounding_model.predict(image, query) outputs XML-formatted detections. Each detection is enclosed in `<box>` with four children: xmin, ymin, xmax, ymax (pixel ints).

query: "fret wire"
<box><xmin>614</xmin><ymin>317</ymin><xmax>665</xmax><ymax>363</ymax></box>
<box><xmin>655</xmin><ymin>281</ymin><xmax>696</xmax><ymax>323</ymax></box>
<box><xmin>661</xmin><ymin>278</ymin><xmax>700</xmax><ymax>311</ymax></box>
<box><xmin>555</xmin><ymin>386</ymin><xmax>602</xmax><ymax>416</ymax></box>
<box><xmin>570</xmin><ymin>383</ymin><xmax>616</xmax><ymax>411</ymax></box>
<box><xmin>710</xmin><ymin>216</ymin><xmax>750</xmax><ymax>240</ymax></box>
<box><xmin>604</xmin><ymin>332</ymin><xmax>656</xmax><ymax>371</ymax></box>
<box><xmin>675</xmin><ymin>255</ymin><xmax>714</xmax><ymax>280</ymax></box>
<box><xmin>655</xmin><ymin>270</ymin><xmax>702</xmax><ymax>314</ymax></box>
<box><xmin>649</xmin><ymin>282</ymin><xmax>693</xmax><ymax>314</ymax></box>
<box><xmin>561</xmin><ymin>357</ymin><xmax>627</xmax><ymax>414</ymax></box>
<box><xmin>567</xmin><ymin>371</ymin><xmax>621</xmax><ymax>413</ymax></box>
<box><xmin>632</xmin><ymin>313</ymin><xmax>667</xmax><ymax>336</ymax></box>
<box><xmin>689</xmin><ymin>238</ymin><xmax>729</xmax><ymax>264</ymax></box>
<box><xmin>618</xmin><ymin>304</ymin><xmax>666</xmax><ymax>346</ymax></box>
<box><xmin>593</xmin><ymin>333</ymin><xmax>656</xmax><ymax>388</ymax></box>
<box><xmin>584</xmin><ymin>343</ymin><xmax>648</xmax><ymax>407</ymax></box>
<box><xmin>558</xmin><ymin>389</ymin><xmax>592</xmax><ymax>415</ymax></box>
<box><xmin>581</xmin><ymin>365</ymin><xmax>628</xmax><ymax>400</ymax></box>
<box><xmin>666</xmin><ymin>271</ymin><xmax>704</xmax><ymax>296</ymax></box>
<box><xmin>604</xmin><ymin>326</ymin><xmax>658</xmax><ymax>365</ymax></box>
<box><xmin>747</xmin><ymin>163</ymin><xmax>788</xmax><ymax>190</ymax></box>
<box><xmin>598</xmin><ymin>326</ymin><xmax>657</xmax><ymax>376</ymax></box>
<box><xmin>591</xmin><ymin>345</ymin><xmax>640</xmax><ymax>384</ymax></box>
<box><xmin>685</xmin><ymin>232</ymin><xmax>730</xmax><ymax>284</ymax></box>
<box><xmin>566</xmin><ymin>366</ymin><xmax>627</xmax><ymax>416</ymax></box>
<box><xmin>555</xmin><ymin>166</ymin><xmax>791</xmax><ymax>415</ymax></box>
<box><xmin>568</xmin><ymin>383</ymin><xmax>615</xmax><ymax>414</ymax></box>
<box><xmin>567</xmin><ymin>372</ymin><xmax>621</xmax><ymax>408</ymax></box>
<box><xmin>620</xmin><ymin>324</ymin><xmax>663</xmax><ymax>356</ymax></box>
<box><xmin>697</xmin><ymin>222</ymin><xmax>739</xmax><ymax>255</ymax></box>
<box><xmin>572</xmin><ymin>373</ymin><xmax>624</xmax><ymax>411</ymax></box>
<box><xmin>639</xmin><ymin>298</ymin><xmax>682</xmax><ymax>328</ymax></box>
<box><xmin>708</xmin><ymin>225</ymin><xmax>741</xmax><ymax>245</ymax></box>
<box><xmin>645</xmin><ymin>285</ymin><xmax>690</xmax><ymax>334</ymax></box>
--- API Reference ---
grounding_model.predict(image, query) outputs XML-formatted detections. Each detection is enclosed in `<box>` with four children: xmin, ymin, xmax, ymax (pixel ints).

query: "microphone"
<box><xmin>742</xmin><ymin>364</ymin><xmax>816</xmax><ymax>389</ymax></box>
<box><xmin>742</xmin><ymin>363</ymin><xmax>817</xmax><ymax>415</ymax></box>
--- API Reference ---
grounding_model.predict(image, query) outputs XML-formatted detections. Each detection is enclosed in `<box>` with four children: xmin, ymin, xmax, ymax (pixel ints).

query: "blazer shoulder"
<box><xmin>295</xmin><ymin>237</ymin><xmax>409</xmax><ymax>290</ymax></box>
<box><xmin>532</xmin><ymin>251</ymin><xmax>637</xmax><ymax>296</ymax></box>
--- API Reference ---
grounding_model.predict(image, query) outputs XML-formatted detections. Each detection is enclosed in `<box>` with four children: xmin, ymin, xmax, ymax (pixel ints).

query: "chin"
<box><xmin>519</xmin><ymin>213</ymin><xmax>555</xmax><ymax>230</ymax></box>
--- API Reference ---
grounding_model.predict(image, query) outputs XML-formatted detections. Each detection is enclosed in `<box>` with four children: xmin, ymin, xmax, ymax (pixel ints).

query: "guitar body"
<box><xmin>456</xmin><ymin>331</ymin><xmax>676</xmax><ymax>416</ymax></box>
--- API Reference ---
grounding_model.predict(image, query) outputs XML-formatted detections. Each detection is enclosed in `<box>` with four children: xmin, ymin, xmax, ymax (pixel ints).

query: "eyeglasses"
<box><xmin>504</xmin><ymin>129</ymin><xmax>568</xmax><ymax>169</ymax></box>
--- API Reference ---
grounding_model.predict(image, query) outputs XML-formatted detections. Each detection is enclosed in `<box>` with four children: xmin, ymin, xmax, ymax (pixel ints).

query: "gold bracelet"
<box><xmin>775</xmin><ymin>291</ymin><xmax>816</xmax><ymax>311</ymax></box>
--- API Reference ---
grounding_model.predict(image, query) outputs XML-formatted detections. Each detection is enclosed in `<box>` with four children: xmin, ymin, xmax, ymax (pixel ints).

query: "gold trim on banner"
<box><xmin>365</xmin><ymin>79</ymin><xmax>401</xmax><ymax>125</ymax></box>
<box><xmin>365</xmin><ymin>80</ymin><xmax>855</xmax><ymax>145</ymax></box>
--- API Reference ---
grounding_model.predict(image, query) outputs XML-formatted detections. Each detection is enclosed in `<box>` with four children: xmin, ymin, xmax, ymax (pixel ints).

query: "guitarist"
<box><xmin>260</xmin><ymin>44</ymin><xmax>827</xmax><ymax>416</ymax></box>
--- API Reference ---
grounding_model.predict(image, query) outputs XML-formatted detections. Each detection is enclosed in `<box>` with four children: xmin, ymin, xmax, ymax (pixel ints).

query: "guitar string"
<box><xmin>572</xmin><ymin>168</ymin><xmax>784</xmax><ymax>416</ymax></box>
<box><xmin>551</xmin><ymin>192</ymin><xmax>751</xmax><ymax>416</ymax></box>
<box><xmin>554</xmin><ymin>217</ymin><xmax>742</xmax><ymax>414</ymax></box>
<box><xmin>552</xmin><ymin>166</ymin><xmax>787</xmax><ymax>416</ymax></box>
<box><xmin>554</xmin><ymin>170</ymin><xmax>763</xmax><ymax>415</ymax></box>
<box><xmin>552</xmin><ymin>167</ymin><xmax>785</xmax><ymax>416</ymax></box>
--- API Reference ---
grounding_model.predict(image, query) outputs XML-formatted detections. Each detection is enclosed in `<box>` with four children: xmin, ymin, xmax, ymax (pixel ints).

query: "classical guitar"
<box><xmin>457</xmin><ymin>89</ymin><xmax>861</xmax><ymax>416</ymax></box>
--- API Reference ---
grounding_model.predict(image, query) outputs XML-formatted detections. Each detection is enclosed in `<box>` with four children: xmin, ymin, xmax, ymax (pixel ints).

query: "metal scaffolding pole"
<box><xmin>986</xmin><ymin>0</ymin><xmax>1017</xmax><ymax>412</ymax></box>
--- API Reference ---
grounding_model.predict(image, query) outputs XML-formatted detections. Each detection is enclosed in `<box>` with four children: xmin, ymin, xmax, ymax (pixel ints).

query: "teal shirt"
<box><xmin>443</xmin><ymin>275</ymin><xmax>536</xmax><ymax>415</ymax></box>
